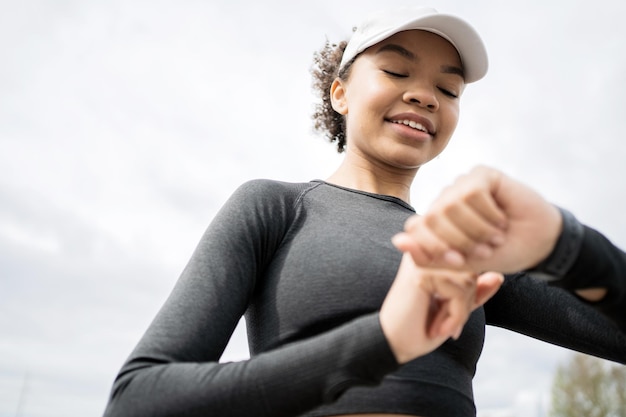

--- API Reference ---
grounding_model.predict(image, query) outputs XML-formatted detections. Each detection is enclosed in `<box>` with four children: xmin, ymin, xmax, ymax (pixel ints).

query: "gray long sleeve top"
<box><xmin>103</xmin><ymin>179</ymin><xmax>626</xmax><ymax>417</ymax></box>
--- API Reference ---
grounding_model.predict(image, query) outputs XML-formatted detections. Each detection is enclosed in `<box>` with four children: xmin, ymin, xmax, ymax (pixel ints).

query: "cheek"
<box><xmin>345</xmin><ymin>86</ymin><xmax>389</xmax><ymax>129</ymax></box>
<box><xmin>432</xmin><ymin>105</ymin><xmax>460</xmax><ymax>155</ymax></box>
<box><xmin>350</xmin><ymin>78</ymin><xmax>395</xmax><ymax>107</ymax></box>
<box><xmin>442</xmin><ymin>104</ymin><xmax>460</xmax><ymax>136</ymax></box>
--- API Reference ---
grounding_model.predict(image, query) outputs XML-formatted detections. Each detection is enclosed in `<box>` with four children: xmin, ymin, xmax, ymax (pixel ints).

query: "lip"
<box><xmin>387</xmin><ymin>112</ymin><xmax>436</xmax><ymax>136</ymax></box>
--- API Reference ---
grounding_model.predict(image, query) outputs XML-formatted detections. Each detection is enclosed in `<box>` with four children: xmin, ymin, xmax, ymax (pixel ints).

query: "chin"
<box><xmin>390</xmin><ymin>151</ymin><xmax>432</xmax><ymax>170</ymax></box>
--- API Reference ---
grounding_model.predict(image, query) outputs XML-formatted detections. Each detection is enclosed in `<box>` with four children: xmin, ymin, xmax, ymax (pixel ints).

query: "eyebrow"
<box><xmin>376</xmin><ymin>43</ymin><xmax>465</xmax><ymax>78</ymax></box>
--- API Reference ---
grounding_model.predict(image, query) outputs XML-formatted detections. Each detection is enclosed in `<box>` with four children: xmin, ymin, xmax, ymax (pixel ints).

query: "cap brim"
<box><xmin>341</xmin><ymin>9</ymin><xmax>488</xmax><ymax>83</ymax></box>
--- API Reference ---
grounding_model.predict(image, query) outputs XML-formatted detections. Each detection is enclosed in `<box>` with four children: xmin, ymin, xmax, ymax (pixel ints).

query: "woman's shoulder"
<box><xmin>231</xmin><ymin>179</ymin><xmax>322</xmax><ymax>206</ymax></box>
<box><xmin>237</xmin><ymin>178</ymin><xmax>320</xmax><ymax>192</ymax></box>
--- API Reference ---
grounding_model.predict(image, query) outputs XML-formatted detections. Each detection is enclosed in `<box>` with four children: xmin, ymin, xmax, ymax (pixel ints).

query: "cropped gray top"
<box><xmin>103</xmin><ymin>180</ymin><xmax>626</xmax><ymax>417</ymax></box>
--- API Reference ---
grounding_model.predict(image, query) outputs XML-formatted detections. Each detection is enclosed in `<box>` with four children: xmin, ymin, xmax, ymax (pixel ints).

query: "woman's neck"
<box><xmin>325</xmin><ymin>157</ymin><xmax>417</xmax><ymax>203</ymax></box>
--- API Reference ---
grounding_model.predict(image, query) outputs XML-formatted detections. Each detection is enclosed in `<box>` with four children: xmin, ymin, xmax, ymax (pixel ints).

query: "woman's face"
<box><xmin>331</xmin><ymin>30</ymin><xmax>465</xmax><ymax>171</ymax></box>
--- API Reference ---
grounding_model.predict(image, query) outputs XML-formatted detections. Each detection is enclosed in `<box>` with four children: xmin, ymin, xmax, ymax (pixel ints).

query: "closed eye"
<box><xmin>382</xmin><ymin>69</ymin><xmax>408</xmax><ymax>78</ymax></box>
<box><xmin>438</xmin><ymin>87</ymin><xmax>458</xmax><ymax>98</ymax></box>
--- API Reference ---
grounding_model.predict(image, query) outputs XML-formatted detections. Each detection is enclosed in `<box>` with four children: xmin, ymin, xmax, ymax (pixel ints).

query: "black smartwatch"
<box><xmin>525</xmin><ymin>208</ymin><xmax>584</xmax><ymax>281</ymax></box>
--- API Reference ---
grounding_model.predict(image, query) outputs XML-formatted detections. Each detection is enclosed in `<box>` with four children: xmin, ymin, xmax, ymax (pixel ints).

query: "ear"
<box><xmin>330</xmin><ymin>78</ymin><xmax>348</xmax><ymax>115</ymax></box>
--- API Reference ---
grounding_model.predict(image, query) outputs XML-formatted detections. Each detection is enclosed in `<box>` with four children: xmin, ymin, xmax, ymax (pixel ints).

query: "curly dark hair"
<box><xmin>310</xmin><ymin>40</ymin><xmax>354</xmax><ymax>153</ymax></box>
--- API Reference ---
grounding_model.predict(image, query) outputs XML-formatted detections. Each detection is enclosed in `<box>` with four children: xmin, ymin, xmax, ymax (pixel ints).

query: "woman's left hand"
<box><xmin>380</xmin><ymin>253</ymin><xmax>503</xmax><ymax>364</ymax></box>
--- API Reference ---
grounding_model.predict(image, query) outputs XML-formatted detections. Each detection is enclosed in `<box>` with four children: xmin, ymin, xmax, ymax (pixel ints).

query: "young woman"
<box><xmin>102</xmin><ymin>7</ymin><xmax>626</xmax><ymax>417</ymax></box>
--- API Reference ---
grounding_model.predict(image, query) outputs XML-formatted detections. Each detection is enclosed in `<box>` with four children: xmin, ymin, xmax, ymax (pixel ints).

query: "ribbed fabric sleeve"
<box><xmin>105</xmin><ymin>314</ymin><xmax>397</xmax><ymax>417</ymax></box>
<box><xmin>527</xmin><ymin>207</ymin><xmax>626</xmax><ymax>332</ymax></box>
<box><xmin>548</xmin><ymin>225</ymin><xmax>626</xmax><ymax>332</ymax></box>
<box><xmin>485</xmin><ymin>272</ymin><xmax>626</xmax><ymax>365</ymax></box>
<box><xmin>103</xmin><ymin>180</ymin><xmax>400</xmax><ymax>417</ymax></box>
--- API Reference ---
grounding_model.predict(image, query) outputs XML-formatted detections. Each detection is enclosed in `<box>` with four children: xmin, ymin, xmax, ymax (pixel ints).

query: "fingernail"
<box><xmin>490</xmin><ymin>234</ymin><xmax>505</xmax><ymax>246</ymax></box>
<box><xmin>443</xmin><ymin>250</ymin><xmax>464</xmax><ymax>266</ymax></box>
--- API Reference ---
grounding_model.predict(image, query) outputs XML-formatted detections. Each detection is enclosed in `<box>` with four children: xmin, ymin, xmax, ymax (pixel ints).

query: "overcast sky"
<box><xmin>2</xmin><ymin>1</ymin><xmax>626</xmax><ymax>416</ymax></box>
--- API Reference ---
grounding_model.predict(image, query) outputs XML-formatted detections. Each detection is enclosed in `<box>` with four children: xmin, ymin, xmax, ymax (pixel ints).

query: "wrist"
<box><xmin>525</xmin><ymin>207</ymin><xmax>584</xmax><ymax>281</ymax></box>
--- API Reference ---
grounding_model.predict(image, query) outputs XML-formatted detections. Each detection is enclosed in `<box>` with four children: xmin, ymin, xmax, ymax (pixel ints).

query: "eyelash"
<box><xmin>383</xmin><ymin>69</ymin><xmax>407</xmax><ymax>78</ymax></box>
<box><xmin>438</xmin><ymin>88</ymin><xmax>458</xmax><ymax>98</ymax></box>
<box><xmin>383</xmin><ymin>69</ymin><xmax>459</xmax><ymax>100</ymax></box>
<box><xmin>384</xmin><ymin>70</ymin><xmax>458</xmax><ymax>99</ymax></box>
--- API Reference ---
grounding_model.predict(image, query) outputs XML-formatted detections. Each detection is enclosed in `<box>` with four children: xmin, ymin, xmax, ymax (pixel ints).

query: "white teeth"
<box><xmin>393</xmin><ymin>119</ymin><xmax>427</xmax><ymax>132</ymax></box>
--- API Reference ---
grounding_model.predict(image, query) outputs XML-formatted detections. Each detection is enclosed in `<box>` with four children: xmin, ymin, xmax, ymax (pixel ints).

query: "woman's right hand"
<box><xmin>393</xmin><ymin>165</ymin><xmax>562</xmax><ymax>274</ymax></box>
<box><xmin>379</xmin><ymin>252</ymin><xmax>503</xmax><ymax>364</ymax></box>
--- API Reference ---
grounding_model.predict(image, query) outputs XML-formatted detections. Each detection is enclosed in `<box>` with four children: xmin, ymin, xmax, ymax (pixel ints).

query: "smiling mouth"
<box><xmin>390</xmin><ymin>119</ymin><xmax>431</xmax><ymax>134</ymax></box>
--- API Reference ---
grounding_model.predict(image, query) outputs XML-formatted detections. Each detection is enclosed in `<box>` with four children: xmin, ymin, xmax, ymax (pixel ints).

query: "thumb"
<box><xmin>392</xmin><ymin>232</ymin><xmax>435</xmax><ymax>266</ymax></box>
<box><xmin>473</xmin><ymin>272</ymin><xmax>504</xmax><ymax>308</ymax></box>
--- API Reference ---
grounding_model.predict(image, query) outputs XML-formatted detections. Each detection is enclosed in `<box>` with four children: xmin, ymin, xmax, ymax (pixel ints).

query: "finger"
<box><xmin>473</xmin><ymin>272</ymin><xmax>505</xmax><ymax>308</ymax></box>
<box><xmin>419</xmin><ymin>274</ymin><xmax>452</xmax><ymax>338</ymax></box>
<box><xmin>422</xmin><ymin>209</ymin><xmax>482</xmax><ymax>255</ymax></box>
<box><xmin>392</xmin><ymin>232</ymin><xmax>435</xmax><ymax>266</ymax></box>
<box><xmin>418</xmin><ymin>268</ymin><xmax>476</xmax><ymax>294</ymax></box>
<box><xmin>403</xmin><ymin>213</ymin><xmax>489</xmax><ymax>265</ymax></box>
<box><xmin>421</xmin><ymin>271</ymin><xmax>476</xmax><ymax>338</ymax></box>
<box><xmin>392</xmin><ymin>231</ymin><xmax>460</xmax><ymax>267</ymax></box>
<box><xmin>427</xmin><ymin>202</ymin><xmax>506</xmax><ymax>254</ymax></box>
<box><xmin>426</xmin><ymin>295</ymin><xmax>448</xmax><ymax>338</ymax></box>
<box><xmin>436</xmin><ymin>296</ymin><xmax>470</xmax><ymax>340</ymax></box>
<box><xmin>462</xmin><ymin>187</ymin><xmax>508</xmax><ymax>231</ymax></box>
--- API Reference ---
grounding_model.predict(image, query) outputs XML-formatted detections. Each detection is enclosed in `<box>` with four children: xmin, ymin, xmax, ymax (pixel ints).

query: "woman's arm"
<box><xmin>484</xmin><ymin>272</ymin><xmax>626</xmax><ymax>365</ymax></box>
<box><xmin>394</xmin><ymin>166</ymin><xmax>626</xmax><ymax>331</ymax></box>
<box><xmin>542</xmin><ymin>221</ymin><xmax>626</xmax><ymax>331</ymax></box>
<box><xmin>102</xmin><ymin>180</ymin><xmax>398</xmax><ymax>417</ymax></box>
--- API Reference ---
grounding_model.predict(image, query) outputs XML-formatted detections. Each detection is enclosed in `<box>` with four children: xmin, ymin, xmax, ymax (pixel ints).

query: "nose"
<box><xmin>403</xmin><ymin>85</ymin><xmax>439</xmax><ymax>111</ymax></box>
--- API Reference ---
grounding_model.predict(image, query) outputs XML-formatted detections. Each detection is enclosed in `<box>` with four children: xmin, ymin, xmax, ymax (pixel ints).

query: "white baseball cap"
<box><xmin>340</xmin><ymin>7</ymin><xmax>488</xmax><ymax>83</ymax></box>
